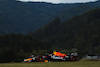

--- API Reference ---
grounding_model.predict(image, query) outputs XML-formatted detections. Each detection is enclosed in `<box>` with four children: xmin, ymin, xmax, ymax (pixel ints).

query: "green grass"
<box><xmin>0</xmin><ymin>61</ymin><xmax>100</xmax><ymax>67</ymax></box>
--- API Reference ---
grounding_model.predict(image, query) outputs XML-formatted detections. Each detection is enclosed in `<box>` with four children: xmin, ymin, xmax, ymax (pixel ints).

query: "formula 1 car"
<box><xmin>23</xmin><ymin>51</ymin><xmax>78</xmax><ymax>62</ymax></box>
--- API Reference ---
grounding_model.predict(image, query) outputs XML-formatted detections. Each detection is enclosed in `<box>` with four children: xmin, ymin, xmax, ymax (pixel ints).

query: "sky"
<box><xmin>17</xmin><ymin>0</ymin><xmax>98</xmax><ymax>3</ymax></box>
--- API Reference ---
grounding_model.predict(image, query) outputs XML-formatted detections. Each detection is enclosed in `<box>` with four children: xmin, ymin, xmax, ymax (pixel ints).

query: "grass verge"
<box><xmin>0</xmin><ymin>60</ymin><xmax>100</xmax><ymax>67</ymax></box>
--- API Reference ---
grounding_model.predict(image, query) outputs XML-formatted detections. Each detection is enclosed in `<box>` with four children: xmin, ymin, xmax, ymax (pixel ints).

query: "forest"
<box><xmin>0</xmin><ymin>8</ymin><xmax>100</xmax><ymax>62</ymax></box>
<box><xmin>29</xmin><ymin>8</ymin><xmax>100</xmax><ymax>58</ymax></box>
<box><xmin>0</xmin><ymin>0</ymin><xmax>100</xmax><ymax>34</ymax></box>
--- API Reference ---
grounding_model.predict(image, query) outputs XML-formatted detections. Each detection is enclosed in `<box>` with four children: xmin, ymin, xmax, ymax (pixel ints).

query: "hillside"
<box><xmin>0</xmin><ymin>8</ymin><xmax>100</xmax><ymax>63</ymax></box>
<box><xmin>0</xmin><ymin>0</ymin><xmax>100</xmax><ymax>34</ymax></box>
<box><xmin>30</xmin><ymin>8</ymin><xmax>100</xmax><ymax>56</ymax></box>
<box><xmin>56</xmin><ymin>1</ymin><xmax>100</xmax><ymax>21</ymax></box>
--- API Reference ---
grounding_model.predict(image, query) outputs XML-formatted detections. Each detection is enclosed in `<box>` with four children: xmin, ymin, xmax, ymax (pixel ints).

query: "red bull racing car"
<box><xmin>23</xmin><ymin>51</ymin><xmax>78</xmax><ymax>62</ymax></box>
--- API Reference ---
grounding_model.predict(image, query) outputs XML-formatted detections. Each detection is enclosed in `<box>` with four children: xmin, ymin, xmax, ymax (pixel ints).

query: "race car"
<box><xmin>23</xmin><ymin>51</ymin><xmax>78</xmax><ymax>62</ymax></box>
